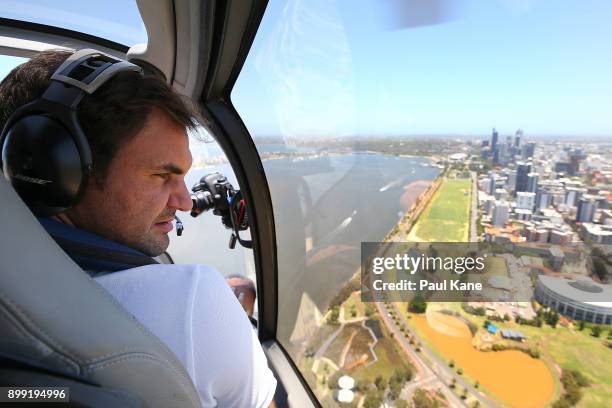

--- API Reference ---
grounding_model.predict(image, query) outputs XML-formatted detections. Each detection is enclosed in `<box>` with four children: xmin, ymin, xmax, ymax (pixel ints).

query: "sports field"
<box><xmin>407</xmin><ymin>178</ymin><xmax>471</xmax><ymax>242</ymax></box>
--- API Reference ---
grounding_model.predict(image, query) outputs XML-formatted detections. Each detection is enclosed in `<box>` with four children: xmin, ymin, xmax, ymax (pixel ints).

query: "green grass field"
<box><xmin>353</xmin><ymin>331</ymin><xmax>412</xmax><ymax>384</ymax></box>
<box><xmin>408</xmin><ymin>178</ymin><xmax>471</xmax><ymax>242</ymax></box>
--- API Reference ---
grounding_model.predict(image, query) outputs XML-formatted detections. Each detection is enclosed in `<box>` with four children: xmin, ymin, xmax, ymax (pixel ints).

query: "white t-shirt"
<box><xmin>94</xmin><ymin>264</ymin><xmax>277</xmax><ymax>408</ymax></box>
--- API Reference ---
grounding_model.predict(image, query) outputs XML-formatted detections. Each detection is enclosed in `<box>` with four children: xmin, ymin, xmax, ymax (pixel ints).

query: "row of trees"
<box><xmin>580</xmin><ymin>323</ymin><xmax>612</xmax><ymax>338</ymax></box>
<box><xmin>360</xmin><ymin>370</ymin><xmax>413</xmax><ymax>408</ymax></box>
<box><xmin>552</xmin><ymin>369</ymin><xmax>590</xmax><ymax>408</ymax></box>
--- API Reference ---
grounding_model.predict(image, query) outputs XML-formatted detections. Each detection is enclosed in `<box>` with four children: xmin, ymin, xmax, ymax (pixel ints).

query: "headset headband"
<box><xmin>42</xmin><ymin>48</ymin><xmax>143</xmax><ymax>108</ymax></box>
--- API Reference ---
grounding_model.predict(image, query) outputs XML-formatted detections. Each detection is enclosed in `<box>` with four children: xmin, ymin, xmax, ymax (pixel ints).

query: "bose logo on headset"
<box><xmin>0</xmin><ymin>49</ymin><xmax>143</xmax><ymax>216</ymax></box>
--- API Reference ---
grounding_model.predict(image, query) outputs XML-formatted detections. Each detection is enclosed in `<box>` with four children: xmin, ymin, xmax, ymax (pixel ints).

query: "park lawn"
<box><xmin>517</xmin><ymin>324</ymin><xmax>612</xmax><ymax>407</ymax></box>
<box><xmin>352</xmin><ymin>336</ymin><xmax>411</xmax><ymax>384</ymax></box>
<box><xmin>409</xmin><ymin>178</ymin><xmax>471</xmax><ymax>242</ymax></box>
<box><xmin>341</xmin><ymin>291</ymin><xmax>365</xmax><ymax>320</ymax></box>
<box><xmin>323</xmin><ymin>323</ymin><xmax>374</xmax><ymax>367</ymax></box>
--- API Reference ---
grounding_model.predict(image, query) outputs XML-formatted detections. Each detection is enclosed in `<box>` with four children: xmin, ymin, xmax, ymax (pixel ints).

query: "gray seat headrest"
<box><xmin>0</xmin><ymin>176</ymin><xmax>201</xmax><ymax>408</ymax></box>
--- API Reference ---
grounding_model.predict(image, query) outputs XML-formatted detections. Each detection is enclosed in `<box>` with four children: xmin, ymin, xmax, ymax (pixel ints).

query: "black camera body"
<box><xmin>190</xmin><ymin>172</ymin><xmax>250</xmax><ymax>248</ymax></box>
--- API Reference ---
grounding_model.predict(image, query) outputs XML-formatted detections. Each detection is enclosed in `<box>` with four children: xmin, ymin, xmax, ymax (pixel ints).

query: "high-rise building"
<box><xmin>491</xmin><ymin>128</ymin><xmax>498</xmax><ymax>150</ymax></box>
<box><xmin>568</xmin><ymin>149</ymin><xmax>586</xmax><ymax>176</ymax></box>
<box><xmin>495</xmin><ymin>188</ymin><xmax>508</xmax><ymax>201</ymax></box>
<box><xmin>527</xmin><ymin>173</ymin><xmax>539</xmax><ymax>193</ymax></box>
<box><xmin>493</xmin><ymin>201</ymin><xmax>510</xmax><ymax>226</ymax></box>
<box><xmin>516</xmin><ymin>192</ymin><xmax>536</xmax><ymax>210</ymax></box>
<box><xmin>576</xmin><ymin>197</ymin><xmax>597</xmax><ymax>223</ymax></box>
<box><xmin>497</xmin><ymin>143</ymin><xmax>509</xmax><ymax>166</ymax></box>
<box><xmin>536</xmin><ymin>189</ymin><xmax>553</xmax><ymax>211</ymax></box>
<box><xmin>491</xmin><ymin>128</ymin><xmax>500</xmax><ymax>164</ymax></box>
<box><xmin>505</xmin><ymin>170</ymin><xmax>517</xmax><ymax>191</ymax></box>
<box><xmin>515</xmin><ymin>162</ymin><xmax>532</xmax><ymax>193</ymax></box>
<box><xmin>555</xmin><ymin>162</ymin><xmax>571</xmax><ymax>174</ymax></box>
<box><xmin>595</xmin><ymin>196</ymin><xmax>609</xmax><ymax>210</ymax></box>
<box><xmin>514</xmin><ymin>129</ymin><xmax>522</xmax><ymax>148</ymax></box>
<box><xmin>521</xmin><ymin>142</ymin><xmax>536</xmax><ymax>159</ymax></box>
<box><xmin>479</xmin><ymin>177</ymin><xmax>492</xmax><ymax>193</ymax></box>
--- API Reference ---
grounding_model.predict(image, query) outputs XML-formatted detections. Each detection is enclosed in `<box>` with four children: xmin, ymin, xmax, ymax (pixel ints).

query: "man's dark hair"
<box><xmin>0</xmin><ymin>49</ymin><xmax>200</xmax><ymax>185</ymax></box>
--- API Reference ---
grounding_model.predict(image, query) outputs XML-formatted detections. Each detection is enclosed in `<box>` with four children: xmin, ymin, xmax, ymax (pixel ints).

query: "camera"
<box><xmin>190</xmin><ymin>172</ymin><xmax>251</xmax><ymax>248</ymax></box>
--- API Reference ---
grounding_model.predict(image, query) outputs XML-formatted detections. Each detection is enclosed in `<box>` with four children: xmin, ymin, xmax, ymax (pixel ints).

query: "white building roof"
<box><xmin>338</xmin><ymin>375</ymin><xmax>355</xmax><ymax>389</ymax></box>
<box><xmin>337</xmin><ymin>389</ymin><xmax>355</xmax><ymax>403</ymax></box>
<box><xmin>539</xmin><ymin>276</ymin><xmax>612</xmax><ymax>308</ymax></box>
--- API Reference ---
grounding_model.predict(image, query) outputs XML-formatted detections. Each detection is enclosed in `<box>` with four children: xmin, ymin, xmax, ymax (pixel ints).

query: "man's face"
<box><xmin>67</xmin><ymin>109</ymin><xmax>193</xmax><ymax>256</ymax></box>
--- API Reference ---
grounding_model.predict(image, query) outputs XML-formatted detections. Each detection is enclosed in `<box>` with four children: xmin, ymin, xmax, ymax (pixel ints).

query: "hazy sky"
<box><xmin>2</xmin><ymin>0</ymin><xmax>611</xmax><ymax>138</ymax></box>
<box><xmin>232</xmin><ymin>0</ymin><xmax>612</xmax><ymax>138</ymax></box>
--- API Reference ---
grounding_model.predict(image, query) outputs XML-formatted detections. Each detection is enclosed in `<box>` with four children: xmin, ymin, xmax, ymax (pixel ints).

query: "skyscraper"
<box><xmin>491</xmin><ymin>128</ymin><xmax>499</xmax><ymax>164</ymax></box>
<box><xmin>514</xmin><ymin>129</ymin><xmax>522</xmax><ymax>148</ymax></box>
<box><xmin>516</xmin><ymin>162</ymin><xmax>532</xmax><ymax>193</ymax></box>
<box><xmin>576</xmin><ymin>197</ymin><xmax>597</xmax><ymax>223</ymax></box>
<box><xmin>516</xmin><ymin>192</ymin><xmax>536</xmax><ymax>211</ymax></box>
<box><xmin>527</xmin><ymin>173</ymin><xmax>539</xmax><ymax>193</ymax></box>
<box><xmin>493</xmin><ymin>201</ymin><xmax>510</xmax><ymax>226</ymax></box>
<box><xmin>491</xmin><ymin>128</ymin><xmax>498</xmax><ymax>150</ymax></box>
<box><xmin>522</xmin><ymin>142</ymin><xmax>536</xmax><ymax>159</ymax></box>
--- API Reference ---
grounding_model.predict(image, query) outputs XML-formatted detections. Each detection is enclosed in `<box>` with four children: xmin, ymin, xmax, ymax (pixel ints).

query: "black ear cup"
<box><xmin>2</xmin><ymin>115</ymin><xmax>85</xmax><ymax>215</ymax></box>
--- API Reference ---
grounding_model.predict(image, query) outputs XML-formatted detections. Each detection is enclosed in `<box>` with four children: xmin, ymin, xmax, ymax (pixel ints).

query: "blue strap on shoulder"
<box><xmin>38</xmin><ymin>218</ymin><xmax>158</xmax><ymax>276</ymax></box>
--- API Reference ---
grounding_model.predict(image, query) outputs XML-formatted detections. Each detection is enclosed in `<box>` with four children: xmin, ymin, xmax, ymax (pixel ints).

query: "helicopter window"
<box><xmin>232</xmin><ymin>0</ymin><xmax>612</xmax><ymax>406</ymax></box>
<box><xmin>0</xmin><ymin>0</ymin><xmax>147</xmax><ymax>46</ymax></box>
<box><xmin>0</xmin><ymin>55</ymin><xmax>26</xmax><ymax>78</ymax></box>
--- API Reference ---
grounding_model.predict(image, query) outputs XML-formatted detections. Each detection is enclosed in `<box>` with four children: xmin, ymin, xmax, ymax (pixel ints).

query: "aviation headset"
<box><xmin>0</xmin><ymin>48</ymin><xmax>143</xmax><ymax>216</ymax></box>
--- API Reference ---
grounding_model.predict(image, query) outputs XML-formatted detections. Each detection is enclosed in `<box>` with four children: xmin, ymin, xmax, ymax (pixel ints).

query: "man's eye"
<box><xmin>155</xmin><ymin>173</ymin><xmax>170</xmax><ymax>180</ymax></box>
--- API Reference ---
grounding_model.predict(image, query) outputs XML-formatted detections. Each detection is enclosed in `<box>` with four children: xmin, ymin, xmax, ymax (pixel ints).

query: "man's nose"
<box><xmin>168</xmin><ymin>181</ymin><xmax>193</xmax><ymax>212</ymax></box>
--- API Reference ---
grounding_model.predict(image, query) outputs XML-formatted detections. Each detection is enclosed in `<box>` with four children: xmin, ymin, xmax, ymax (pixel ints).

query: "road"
<box><xmin>375</xmin><ymin>300</ymin><xmax>469</xmax><ymax>407</ymax></box>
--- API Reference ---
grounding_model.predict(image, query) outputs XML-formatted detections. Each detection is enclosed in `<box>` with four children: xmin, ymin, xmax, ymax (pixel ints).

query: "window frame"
<box><xmin>0</xmin><ymin>2</ymin><xmax>321</xmax><ymax>406</ymax></box>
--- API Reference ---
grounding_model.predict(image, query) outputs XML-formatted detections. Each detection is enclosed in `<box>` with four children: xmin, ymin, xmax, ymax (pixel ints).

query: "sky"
<box><xmin>1</xmin><ymin>0</ymin><xmax>612</xmax><ymax>139</ymax></box>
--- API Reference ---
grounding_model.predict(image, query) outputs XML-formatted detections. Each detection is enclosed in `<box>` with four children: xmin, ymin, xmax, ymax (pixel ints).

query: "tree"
<box><xmin>374</xmin><ymin>375</ymin><xmax>386</xmax><ymax>391</ymax></box>
<box><xmin>395</xmin><ymin>399</ymin><xmax>409</xmax><ymax>408</ymax></box>
<box><xmin>412</xmin><ymin>389</ymin><xmax>440</xmax><ymax>408</ymax></box>
<box><xmin>409</xmin><ymin>295</ymin><xmax>427</xmax><ymax>313</ymax></box>
<box><xmin>461</xmin><ymin>387</ymin><xmax>469</xmax><ymax>400</ymax></box>
<box><xmin>552</xmin><ymin>369</ymin><xmax>590</xmax><ymax>407</ymax></box>
<box><xmin>365</xmin><ymin>303</ymin><xmax>375</xmax><ymax>318</ymax></box>
<box><xmin>328</xmin><ymin>306</ymin><xmax>340</xmax><ymax>324</ymax></box>
<box><xmin>578</xmin><ymin>320</ymin><xmax>586</xmax><ymax>331</ymax></box>
<box><xmin>388</xmin><ymin>378</ymin><xmax>402</xmax><ymax>401</ymax></box>
<box><xmin>545</xmin><ymin>310</ymin><xmax>559</xmax><ymax>328</ymax></box>
<box><xmin>591</xmin><ymin>325</ymin><xmax>602</xmax><ymax>338</ymax></box>
<box><xmin>449</xmin><ymin>359</ymin><xmax>455</xmax><ymax>368</ymax></box>
<box><xmin>474</xmin><ymin>380</ymin><xmax>480</xmax><ymax>389</ymax></box>
<box><xmin>363</xmin><ymin>390</ymin><xmax>383</xmax><ymax>408</ymax></box>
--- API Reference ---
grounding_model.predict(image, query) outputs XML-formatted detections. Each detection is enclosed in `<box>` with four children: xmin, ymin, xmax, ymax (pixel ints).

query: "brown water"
<box><xmin>412</xmin><ymin>312</ymin><xmax>555</xmax><ymax>408</ymax></box>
